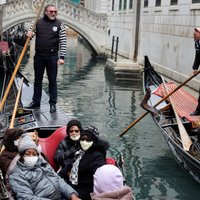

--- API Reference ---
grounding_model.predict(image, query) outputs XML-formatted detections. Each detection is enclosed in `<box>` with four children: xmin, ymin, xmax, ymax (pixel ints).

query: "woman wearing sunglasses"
<box><xmin>54</xmin><ymin>119</ymin><xmax>82</xmax><ymax>183</ymax></box>
<box><xmin>69</xmin><ymin>126</ymin><xmax>110</xmax><ymax>200</ymax></box>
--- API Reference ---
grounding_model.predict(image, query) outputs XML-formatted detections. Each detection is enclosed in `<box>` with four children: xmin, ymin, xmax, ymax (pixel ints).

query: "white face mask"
<box><xmin>70</xmin><ymin>135</ymin><xmax>80</xmax><ymax>141</ymax></box>
<box><xmin>14</xmin><ymin>139</ymin><xmax>20</xmax><ymax>146</ymax></box>
<box><xmin>80</xmin><ymin>140</ymin><xmax>93</xmax><ymax>151</ymax></box>
<box><xmin>24</xmin><ymin>156</ymin><xmax>38</xmax><ymax>167</ymax></box>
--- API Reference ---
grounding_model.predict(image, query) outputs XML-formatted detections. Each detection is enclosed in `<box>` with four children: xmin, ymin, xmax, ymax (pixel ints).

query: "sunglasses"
<box><xmin>49</xmin><ymin>10</ymin><xmax>57</xmax><ymax>14</ymax></box>
<box><xmin>69</xmin><ymin>129</ymin><xmax>80</xmax><ymax>133</ymax></box>
<box><xmin>80</xmin><ymin>138</ymin><xmax>93</xmax><ymax>142</ymax></box>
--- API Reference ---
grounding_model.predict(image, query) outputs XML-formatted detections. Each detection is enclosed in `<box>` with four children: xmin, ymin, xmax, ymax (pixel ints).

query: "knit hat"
<box><xmin>66</xmin><ymin>119</ymin><xmax>82</xmax><ymax>135</ymax></box>
<box><xmin>93</xmin><ymin>164</ymin><xmax>124</xmax><ymax>194</ymax></box>
<box><xmin>81</xmin><ymin>126</ymin><xmax>99</xmax><ymax>142</ymax></box>
<box><xmin>18</xmin><ymin>135</ymin><xmax>38</xmax><ymax>153</ymax></box>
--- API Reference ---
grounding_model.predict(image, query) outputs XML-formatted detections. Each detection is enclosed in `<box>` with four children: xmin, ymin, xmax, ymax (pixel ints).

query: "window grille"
<box><xmin>155</xmin><ymin>0</ymin><xmax>161</xmax><ymax>6</ymax></box>
<box><xmin>129</xmin><ymin>0</ymin><xmax>133</xmax><ymax>9</ymax></box>
<box><xmin>119</xmin><ymin>0</ymin><xmax>122</xmax><ymax>10</ymax></box>
<box><xmin>123</xmin><ymin>0</ymin><xmax>127</xmax><ymax>10</ymax></box>
<box><xmin>170</xmin><ymin>0</ymin><xmax>178</xmax><ymax>5</ymax></box>
<box><xmin>144</xmin><ymin>0</ymin><xmax>148</xmax><ymax>8</ymax></box>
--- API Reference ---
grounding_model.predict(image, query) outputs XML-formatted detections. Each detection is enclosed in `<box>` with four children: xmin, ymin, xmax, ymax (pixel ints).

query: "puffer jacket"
<box><xmin>9</xmin><ymin>156</ymin><xmax>77</xmax><ymax>200</ymax></box>
<box><xmin>90</xmin><ymin>186</ymin><xmax>134</xmax><ymax>200</ymax></box>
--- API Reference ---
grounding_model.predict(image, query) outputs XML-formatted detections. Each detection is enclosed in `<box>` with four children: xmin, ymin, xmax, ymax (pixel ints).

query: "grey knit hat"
<box><xmin>18</xmin><ymin>135</ymin><xmax>38</xmax><ymax>153</ymax></box>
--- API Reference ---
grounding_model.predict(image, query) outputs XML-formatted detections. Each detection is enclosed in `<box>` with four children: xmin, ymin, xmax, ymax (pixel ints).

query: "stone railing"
<box><xmin>1</xmin><ymin>0</ymin><xmax>107</xmax><ymax>32</ymax></box>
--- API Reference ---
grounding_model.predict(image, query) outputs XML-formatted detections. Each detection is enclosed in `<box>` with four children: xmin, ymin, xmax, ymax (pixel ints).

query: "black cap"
<box><xmin>66</xmin><ymin>119</ymin><xmax>82</xmax><ymax>135</ymax></box>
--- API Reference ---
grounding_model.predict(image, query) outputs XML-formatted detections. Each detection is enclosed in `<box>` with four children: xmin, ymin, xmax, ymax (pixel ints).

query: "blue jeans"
<box><xmin>33</xmin><ymin>54</ymin><xmax>58</xmax><ymax>105</ymax></box>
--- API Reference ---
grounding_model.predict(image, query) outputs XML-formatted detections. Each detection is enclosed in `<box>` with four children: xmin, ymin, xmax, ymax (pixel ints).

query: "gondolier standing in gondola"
<box><xmin>190</xmin><ymin>27</ymin><xmax>200</xmax><ymax>116</ymax></box>
<box><xmin>26</xmin><ymin>4</ymin><xmax>67</xmax><ymax>113</ymax></box>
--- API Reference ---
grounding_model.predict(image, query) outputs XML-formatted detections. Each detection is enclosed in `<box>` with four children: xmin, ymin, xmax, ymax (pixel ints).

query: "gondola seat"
<box><xmin>38</xmin><ymin>126</ymin><xmax>66</xmax><ymax>171</ymax></box>
<box><xmin>153</xmin><ymin>82</ymin><xmax>200</xmax><ymax>128</ymax></box>
<box><xmin>39</xmin><ymin>126</ymin><xmax>118</xmax><ymax>172</ymax></box>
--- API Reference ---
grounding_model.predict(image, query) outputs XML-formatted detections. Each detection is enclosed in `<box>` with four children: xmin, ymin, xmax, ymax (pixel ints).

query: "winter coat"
<box><xmin>9</xmin><ymin>156</ymin><xmax>78</xmax><ymax>200</ymax></box>
<box><xmin>0</xmin><ymin>150</ymin><xmax>18</xmax><ymax>181</ymax></box>
<box><xmin>90</xmin><ymin>186</ymin><xmax>133</xmax><ymax>200</ymax></box>
<box><xmin>70</xmin><ymin>141</ymin><xmax>109</xmax><ymax>200</ymax></box>
<box><xmin>54</xmin><ymin>136</ymin><xmax>80</xmax><ymax>181</ymax></box>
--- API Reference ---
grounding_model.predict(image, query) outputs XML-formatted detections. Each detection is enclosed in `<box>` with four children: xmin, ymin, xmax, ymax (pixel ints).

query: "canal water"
<box><xmin>21</xmin><ymin>36</ymin><xmax>200</xmax><ymax>200</ymax></box>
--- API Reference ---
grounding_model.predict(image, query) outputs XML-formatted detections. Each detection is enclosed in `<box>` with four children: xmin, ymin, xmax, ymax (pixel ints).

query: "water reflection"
<box><xmin>23</xmin><ymin>36</ymin><xmax>200</xmax><ymax>200</ymax></box>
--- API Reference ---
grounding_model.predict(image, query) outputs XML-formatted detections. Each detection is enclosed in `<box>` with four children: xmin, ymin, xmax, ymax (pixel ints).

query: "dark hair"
<box><xmin>2</xmin><ymin>128</ymin><xmax>26</xmax><ymax>151</ymax></box>
<box><xmin>44</xmin><ymin>4</ymin><xmax>56</xmax><ymax>13</ymax></box>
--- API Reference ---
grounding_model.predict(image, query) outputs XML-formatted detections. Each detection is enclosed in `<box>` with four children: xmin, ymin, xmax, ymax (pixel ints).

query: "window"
<box><xmin>119</xmin><ymin>0</ymin><xmax>122</xmax><ymax>10</ymax></box>
<box><xmin>155</xmin><ymin>0</ymin><xmax>161</xmax><ymax>6</ymax></box>
<box><xmin>192</xmin><ymin>0</ymin><xmax>200</xmax><ymax>3</ymax></box>
<box><xmin>123</xmin><ymin>0</ymin><xmax>127</xmax><ymax>10</ymax></box>
<box><xmin>129</xmin><ymin>0</ymin><xmax>133</xmax><ymax>9</ymax></box>
<box><xmin>170</xmin><ymin>0</ymin><xmax>178</xmax><ymax>5</ymax></box>
<box><xmin>112</xmin><ymin>0</ymin><xmax>115</xmax><ymax>11</ymax></box>
<box><xmin>144</xmin><ymin>0</ymin><xmax>148</xmax><ymax>8</ymax></box>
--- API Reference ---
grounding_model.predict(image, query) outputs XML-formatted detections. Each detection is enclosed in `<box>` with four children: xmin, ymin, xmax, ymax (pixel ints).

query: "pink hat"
<box><xmin>93</xmin><ymin>164</ymin><xmax>124</xmax><ymax>194</ymax></box>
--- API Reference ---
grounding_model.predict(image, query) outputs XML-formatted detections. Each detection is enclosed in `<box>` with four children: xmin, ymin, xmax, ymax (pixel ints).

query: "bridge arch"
<box><xmin>1</xmin><ymin>0</ymin><xmax>107</xmax><ymax>56</ymax></box>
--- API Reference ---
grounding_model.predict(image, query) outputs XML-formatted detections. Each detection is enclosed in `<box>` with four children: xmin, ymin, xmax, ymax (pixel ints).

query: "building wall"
<box><xmin>107</xmin><ymin>0</ymin><xmax>136</xmax><ymax>59</ymax></box>
<box><xmin>139</xmin><ymin>0</ymin><xmax>200</xmax><ymax>89</ymax></box>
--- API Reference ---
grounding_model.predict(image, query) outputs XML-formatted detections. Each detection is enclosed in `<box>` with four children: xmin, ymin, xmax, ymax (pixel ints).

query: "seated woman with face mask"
<box><xmin>8</xmin><ymin>135</ymin><xmax>81</xmax><ymax>200</ymax></box>
<box><xmin>69</xmin><ymin>126</ymin><xmax>110</xmax><ymax>200</ymax></box>
<box><xmin>54</xmin><ymin>119</ymin><xmax>82</xmax><ymax>183</ymax></box>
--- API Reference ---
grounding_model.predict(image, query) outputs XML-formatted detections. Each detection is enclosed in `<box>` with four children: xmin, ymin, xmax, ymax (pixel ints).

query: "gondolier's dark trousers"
<box><xmin>32</xmin><ymin>54</ymin><xmax>58</xmax><ymax>105</ymax></box>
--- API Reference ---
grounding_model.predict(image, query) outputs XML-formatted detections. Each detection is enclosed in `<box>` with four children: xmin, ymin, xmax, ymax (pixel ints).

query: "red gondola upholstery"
<box><xmin>0</xmin><ymin>41</ymin><xmax>9</xmax><ymax>54</ymax></box>
<box><xmin>153</xmin><ymin>82</ymin><xmax>200</xmax><ymax>128</ymax></box>
<box><xmin>38</xmin><ymin>126</ymin><xmax>66</xmax><ymax>171</ymax></box>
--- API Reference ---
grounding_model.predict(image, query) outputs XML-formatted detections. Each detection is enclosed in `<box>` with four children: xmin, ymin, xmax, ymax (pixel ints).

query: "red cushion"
<box><xmin>106</xmin><ymin>157</ymin><xmax>116</xmax><ymax>165</ymax></box>
<box><xmin>38</xmin><ymin>126</ymin><xmax>66</xmax><ymax>171</ymax></box>
<box><xmin>0</xmin><ymin>41</ymin><xmax>9</xmax><ymax>54</ymax></box>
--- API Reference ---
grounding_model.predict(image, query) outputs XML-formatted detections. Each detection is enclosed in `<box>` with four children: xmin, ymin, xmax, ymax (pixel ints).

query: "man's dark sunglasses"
<box><xmin>49</xmin><ymin>10</ymin><xmax>57</xmax><ymax>14</ymax></box>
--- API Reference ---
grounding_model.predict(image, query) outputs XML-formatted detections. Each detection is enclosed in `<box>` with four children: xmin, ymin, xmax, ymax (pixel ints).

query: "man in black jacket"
<box><xmin>190</xmin><ymin>27</ymin><xmax>200</xmax><ymax>116</ymax></box>
<box><xmin>26</xmin><ymin>4</ymin><xmax>67</xmax><ymax>113</ymax></box>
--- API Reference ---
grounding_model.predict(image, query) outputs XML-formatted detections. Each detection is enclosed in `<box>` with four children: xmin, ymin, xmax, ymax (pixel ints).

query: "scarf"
<box><xmin>69</xmin><ymin>149</ymin><xmax>84</xmax><ymax>185</ymax></box>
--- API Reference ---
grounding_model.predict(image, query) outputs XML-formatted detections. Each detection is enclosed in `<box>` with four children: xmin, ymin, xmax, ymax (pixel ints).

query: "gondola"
<box><xmin>0</xmin><ymin>40</ymin><xmax>70</xmax><ymax>139</ymax></box>
<box><xmin>141</xmin><ymin>56</ymin><xmax>200</xmax><ymax>184</ymax></box>
<box><xmin>0</xmin><ymin>40</ymin><xmax>70</xmax><ymax>199</ymax></box>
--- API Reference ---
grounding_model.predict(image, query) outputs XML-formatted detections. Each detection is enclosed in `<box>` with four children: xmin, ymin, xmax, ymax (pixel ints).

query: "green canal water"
<box><xmin>21</xmin><ymin>37</ymin><xmax>200</xmax><ymax>200</ymax></box>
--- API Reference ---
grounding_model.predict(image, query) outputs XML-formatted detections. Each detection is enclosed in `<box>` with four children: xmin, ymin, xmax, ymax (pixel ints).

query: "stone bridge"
<box><xmin>1</xmin><ymin>0</ymin><xmax>108</xmax><ymax>55</ymax></box>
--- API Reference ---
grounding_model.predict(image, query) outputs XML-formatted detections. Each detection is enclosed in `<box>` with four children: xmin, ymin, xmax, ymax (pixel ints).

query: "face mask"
<box><xmin>24</xmin><ymin>156</ymin><xmax>38</xmax><ymax>167</ymax></box>
<box><xmin>80</xmin><ymin>140</ymin><xmax>93</xmax><ymax>151</ymax></box>
<box><xmin>14</xmin><ymin>139</ymin><xmax>20</xmax><ymax>146</ymax></box>
<box><xmin>70</xmin><ymin>135</ymin><xmax>80</xmax><ymax>141</ymax></box>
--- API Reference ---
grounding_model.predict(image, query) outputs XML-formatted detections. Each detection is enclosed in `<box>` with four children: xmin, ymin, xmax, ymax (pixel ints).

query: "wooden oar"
<box><xmin>119</xmin><ymin>70</ymin><xmax>200</xmax><ymax>137</ymax></box>
<box><xmin>162</xmin><ymin>76</ymin><xmax>192</xmax><ymax>151</ymax></box>
<box><xmin>0</xmin><ymin>77</ymin><xmax>24</xmax><ymax>154</ymax></box>
<box><xmin>0</xmin><ymin>0</ymin><xmax>46</xmax><ymax>112</ymax></box>
<box><xmin>9</xmin><ymin>77</ymin><xmax>24</xmax><ymax>128</ymax></box>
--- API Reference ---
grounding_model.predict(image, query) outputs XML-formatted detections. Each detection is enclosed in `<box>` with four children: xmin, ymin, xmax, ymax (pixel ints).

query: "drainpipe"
<box><xmin>0</xmin><ymin>6</ymin><xmax>2</xmax><ymax>41</ymax></box>
<box><xmin>133</xmin><ymin>0</ymin><xmax>141</xmax><ymax>61</ymax></box>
